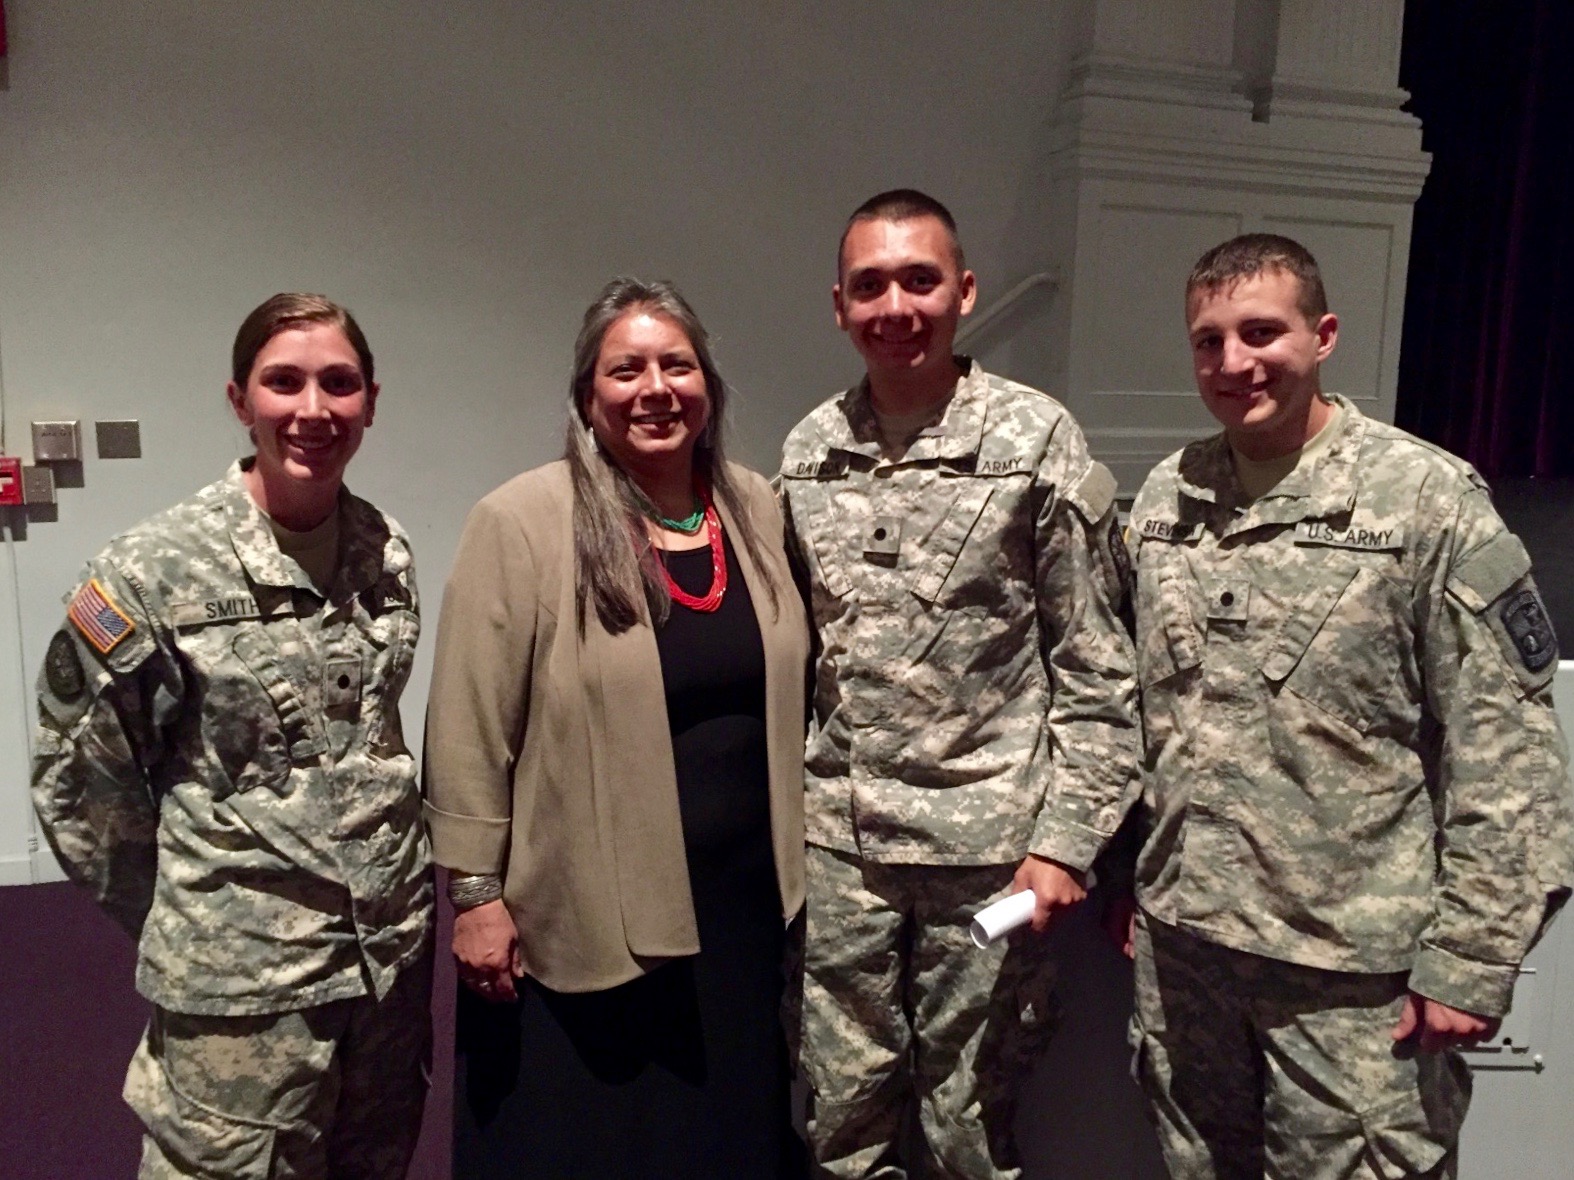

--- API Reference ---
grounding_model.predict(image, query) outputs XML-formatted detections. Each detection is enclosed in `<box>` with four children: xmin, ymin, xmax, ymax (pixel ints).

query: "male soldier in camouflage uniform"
<box><xmin>1119</xmin><ymin>234</ymin><xmax>1573</xmax><ymax>1178</ymax></box>
<box><xmin>779</xmin><ymin>189</ymin><xmax>1142</xmax><ymax>1178</ymax></box>
<box><xmin>33</xmin><ymin>295</ymin><xmax>432</xmax><ymax>1178</ymax></box>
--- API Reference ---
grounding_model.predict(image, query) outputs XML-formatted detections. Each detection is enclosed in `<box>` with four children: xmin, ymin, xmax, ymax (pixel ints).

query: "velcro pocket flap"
<box><xmin>910</xmin><ymin>484</ymin><xmax>993</xmax><ymax>604</ymax></box>
<box><xmin>1261</xmin><ymin>568</ymin><xmax>1358</xmax><ymax>683</ymax></box>
<box><xmin>232</xmin><ymin>629</ymin><xmax>326</xmax><ymax>763</ymax></box>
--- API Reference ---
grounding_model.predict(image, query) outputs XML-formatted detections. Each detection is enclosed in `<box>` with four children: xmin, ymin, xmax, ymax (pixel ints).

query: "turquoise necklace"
<box><xmin>652</xmin><ymin>497</ymin><xmax>705</xmax><ymax>534</ymax></box>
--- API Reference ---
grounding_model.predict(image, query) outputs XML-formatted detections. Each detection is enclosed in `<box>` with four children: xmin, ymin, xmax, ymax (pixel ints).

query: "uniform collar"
<box><xmin>222</xmin><ymin>459</ymin><xmax>395</xmax><ymax>597</ymax></box>
<box><xmin>1176</xmin><ymin>395</ymin><xmax>1366</xmax><ymax>528</ymax></box>
<box><xmin>817</xmin><ymin>356</ymin><xmax>989</xmax><ymax>464</ymax></box>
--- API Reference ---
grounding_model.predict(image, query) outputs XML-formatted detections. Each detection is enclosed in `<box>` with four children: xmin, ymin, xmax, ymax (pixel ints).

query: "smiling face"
<box><xmin>1186</xmin><ymin>268</ymin><xmax>1339</xmax><ymax>460</ymax></box>
<box><xmin>834</xmin><ymin>214</ymin><xmax>976</xmax><ymax>390</ymax></box>
<box><xmin>227</xmin><ymin>322</ymin><xmax>377</xmax><ymax>515</ymax></box>
<box><xmin>585</xmin><ymin>309</ymin><xmax>711</xmax><ymax>482</ymax></box>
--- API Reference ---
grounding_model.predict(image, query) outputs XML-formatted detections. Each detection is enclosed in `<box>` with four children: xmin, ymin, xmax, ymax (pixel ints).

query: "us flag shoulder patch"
<box><xmin>67</xmin><ymin>578</ymin><xmax>136</xmax><ymax>655</ymax></box>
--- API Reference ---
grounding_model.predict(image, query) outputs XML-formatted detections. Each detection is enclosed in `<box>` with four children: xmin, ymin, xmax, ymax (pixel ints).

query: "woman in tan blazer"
<box><xmin>424</xmin><ymin>277</ymin><xmax>808</xmax><ymax>1178</ymax></box>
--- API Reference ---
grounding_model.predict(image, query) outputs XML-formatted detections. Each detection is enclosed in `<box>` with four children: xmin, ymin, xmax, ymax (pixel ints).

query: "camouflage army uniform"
<box><xmin>32</xmin><ymin>460</ymin><xmax>433</xmax><ymax>1179</ymax></box>
<box><xmin>780</xmin><ymin>361</ymin><xmax>1142</xmax><ymax>1178</ymax></box>
<box><xmin>1128</xmin><ymin>397</ymin><xmax>1573</xmax><ymax>1179</ymax></box>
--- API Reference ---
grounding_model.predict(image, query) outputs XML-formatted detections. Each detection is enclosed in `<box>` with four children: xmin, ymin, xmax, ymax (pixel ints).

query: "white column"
<box><xmin>1020</xmin><ymin>0</ymin><xmax>1429</xmax><ymax>493</ymax></box>
<box><xmin>1261</xmin><ymin>0</ymin><xmax>1408</xmax><ymax>109</ymax></box>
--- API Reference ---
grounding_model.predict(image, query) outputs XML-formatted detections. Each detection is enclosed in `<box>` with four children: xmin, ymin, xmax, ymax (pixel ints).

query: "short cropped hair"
<box><xmin>1186</xmin><ymin>234</ymin><xmax>1328</xmax><ymax>321</ymax></box>
<box><xmin>231</xmin><ymin>293</ymin><xmax>375</xmax><ymax>387</ymax></box>
<box><xmin>839</xmin><ymin>188</ymin><xmax>966</xmax><ymax>275</ymax></box>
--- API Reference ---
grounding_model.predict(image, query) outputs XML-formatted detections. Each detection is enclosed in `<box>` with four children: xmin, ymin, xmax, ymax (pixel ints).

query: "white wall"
<box><xmin>0</xmin><ymin>0</ymin><xmax>1080</xmax><ymax>880</ymax></box>
<box><xmin>6</xmin><ymin>7</ymin><xmax>1572</xmax><ymax>1175</ymax></box>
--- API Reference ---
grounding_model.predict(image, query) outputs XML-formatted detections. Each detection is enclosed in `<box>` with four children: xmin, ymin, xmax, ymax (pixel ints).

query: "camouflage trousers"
<box><xmin>1130</xmin><ymin>911</ymin><xmax>1471</xmax><ymax>1180</ymax></box>
<box><xmin>800</xmin><ymin>845</ymin><xmax>1058</xmax><ymax>1179</ymax></box>
<box><xmin>124</xmin><ymin>952</ymin><xmax>432</xmax><ymax>1180</ymax></box>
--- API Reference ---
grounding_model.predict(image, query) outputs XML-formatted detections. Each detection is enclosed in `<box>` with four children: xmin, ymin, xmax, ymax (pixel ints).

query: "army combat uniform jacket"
<box><xmin>779</xmin><ymin>360</ymin><xmax>1142</xmax><ymax>870</ymax></box>
<box><xmin>1130</xmin><ymin>398</ymin><xmax>1573</xmax><ymax>1018</ymax></box>
<box><xmin>32</xmin><ymin>461</ymin><xmax>432</xmax><ymax>1016</ymax></box>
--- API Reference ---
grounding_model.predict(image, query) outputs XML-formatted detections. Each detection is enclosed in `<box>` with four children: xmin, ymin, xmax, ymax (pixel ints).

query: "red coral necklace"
<box><xmin>657</xmin><ymin>485</ymin><xmax>726</xmax><ymax>612</ymax></box>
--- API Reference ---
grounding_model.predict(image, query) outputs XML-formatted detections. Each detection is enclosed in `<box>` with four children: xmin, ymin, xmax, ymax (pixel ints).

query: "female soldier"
<box><xmin>32</xmin><ymin>293</ymin><xmax>432</xmax><ymax>1180</ymax></box>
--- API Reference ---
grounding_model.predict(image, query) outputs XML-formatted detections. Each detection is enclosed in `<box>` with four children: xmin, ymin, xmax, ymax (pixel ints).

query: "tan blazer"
<box><xmin>423</xmin><ymin>460</ymin><xmax>808</xmax><ymax>993</ymax></box>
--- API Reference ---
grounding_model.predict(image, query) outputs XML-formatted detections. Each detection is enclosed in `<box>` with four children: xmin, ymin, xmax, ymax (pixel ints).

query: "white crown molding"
<box><xmin>1047</xmin><ymin>47</ymin><xmax>1428</xmax><ymax>204</ymax></box>
<box><xmin>1048</xmin><ymin>131</ymin><xmax>1429</xmax><ymax>203</ymax></box>
<box><xmin>1258</xmin><ymin>77</ymin><xmax>1413</xmax><ymax>112</ymax></box>
<box><xmin>1060</xmin><ymin>52</ymin><xmax>1253</xmax><ymax>114</ymax></box>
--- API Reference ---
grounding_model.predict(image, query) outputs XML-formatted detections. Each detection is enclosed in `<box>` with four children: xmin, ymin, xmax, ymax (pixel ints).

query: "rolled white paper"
<box><xmin>969</xmin><ymin>890</ymin><xmax>1037</xmax><ymax>948</ymax></box>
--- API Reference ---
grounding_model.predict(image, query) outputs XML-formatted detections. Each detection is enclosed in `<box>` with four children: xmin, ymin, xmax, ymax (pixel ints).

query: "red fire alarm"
<box><xmin>0</xmin><ymin>456</ymin><xmax>23</xmax><ymax>505</ymax></box>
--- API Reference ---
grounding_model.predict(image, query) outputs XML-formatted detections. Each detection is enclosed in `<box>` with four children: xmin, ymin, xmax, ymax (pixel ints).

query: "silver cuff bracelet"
<box><xmin>447</xmin><ymin>872</ymin><xmax>504</xmax><ymax>910</ymax></box>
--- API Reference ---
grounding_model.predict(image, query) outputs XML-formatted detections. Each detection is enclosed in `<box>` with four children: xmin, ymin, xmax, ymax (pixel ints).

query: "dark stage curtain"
<box><xmin>1396</xmin><ymin>1</ymin><xmax>1574</xmax><ymax>478</ymax></box>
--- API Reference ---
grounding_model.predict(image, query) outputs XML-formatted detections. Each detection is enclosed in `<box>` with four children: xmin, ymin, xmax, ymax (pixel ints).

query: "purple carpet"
<box><xmin>0</xmin><ymin>881</ymin><xmax>456</xmax><ymax>1180</ymax></box>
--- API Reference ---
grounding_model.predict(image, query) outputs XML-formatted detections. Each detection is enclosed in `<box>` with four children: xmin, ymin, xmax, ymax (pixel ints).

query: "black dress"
<box><xmin>452</xmin><ymin>538</ymin><xmax>803</xmax><ymax>1179</ymax></box>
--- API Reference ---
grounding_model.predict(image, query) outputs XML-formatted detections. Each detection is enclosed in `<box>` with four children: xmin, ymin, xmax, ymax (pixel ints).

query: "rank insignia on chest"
<box><xmin>863</xmin><ymin>516</ymin><xmax>902</xmax><ymax>557</ymax></box>
<box><xmin>67</xmin><ymin>578</ymin><xmax>136</xmax><ymax>654</ymax></box>
<box><xmin>324</xmin><ymin>656</ymin><xmax>364</xmax><ymax>706</ymax></box>
<box><xmin>1205</xmin><ymin>578</ymin><xmax>1251</xmax><ymax>622</ymax></box>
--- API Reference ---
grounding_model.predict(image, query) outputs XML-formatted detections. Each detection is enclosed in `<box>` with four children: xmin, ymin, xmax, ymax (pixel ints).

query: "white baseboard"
<box><xmin>30</xmin><ymin>843</ymin><xmax>67</xmax><ymax>884</ymax></box>
<box><xmin>0</xmin><ymin>846</ymin><xmax>67</xmax><ymax>887</ymax></box>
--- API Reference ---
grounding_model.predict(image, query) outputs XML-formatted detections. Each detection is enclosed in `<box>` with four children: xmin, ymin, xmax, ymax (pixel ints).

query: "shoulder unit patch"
<box><xmin>44</xmin><ymin>630</ymin><xmax>85</xmax><ymax>699</ymax></box>
<box><xmin>1500</xmin><ymin>587</ymin><xmax>1557</xmax><ymax>673</ymax></box>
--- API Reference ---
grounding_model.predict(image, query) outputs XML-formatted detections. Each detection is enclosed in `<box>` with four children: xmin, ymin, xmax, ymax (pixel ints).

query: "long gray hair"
<box><xmin>566</xmin><ymin>277</ymin><xmax>781</xmax><ymax>634</ymax></box>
